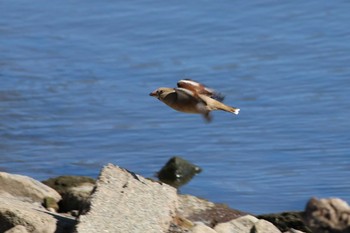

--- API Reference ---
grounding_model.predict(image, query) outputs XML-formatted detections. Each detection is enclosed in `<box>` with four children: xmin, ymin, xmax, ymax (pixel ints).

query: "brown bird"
<box><xmin>150</xmin><ymin>79</ymin><xmax>240</xmax><ymax>122</ymax></box>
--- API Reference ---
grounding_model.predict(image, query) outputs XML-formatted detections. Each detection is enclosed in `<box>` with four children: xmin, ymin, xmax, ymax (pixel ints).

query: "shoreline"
<box><xmin>0</xmin><ymin>163</ymin><xmax>349</xmax><ymax>233</ymax></box>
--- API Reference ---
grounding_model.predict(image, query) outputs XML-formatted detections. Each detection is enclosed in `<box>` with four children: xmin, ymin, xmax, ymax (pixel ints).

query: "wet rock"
<box><xmin>76</xmin><ymin>163</ymin><xmax>178</xmax><ymax>233</ymax></box>
<box><xmin>178</xmin><ymin>194</ymin><xmax>247</xmax><ymax>227</ymax></box>
<box><xmin>0</xmin><ymin>196</ymin><xmax>75</xmax><ymax>233</ymax></box>
<box><xmin>304</xmin><ymin>197</ymin><xmax>350</xmax><ymax>233</ymax></box>
<box><xmin>157</xmin><ymin>156</ymin><xmax>202</xmax><ymax>188</ymax></box>
<box><xmin>42</xmin><ymin>176</ymin><xmax>95</xmax><ymax>213</ymax></box>
<box><xmin>0</xmin><ymin>172</ymin><xmax>61</xmax><ymax>203</ymax></box>
<box><xmin>258</xmin><ymin>211</ymin><xmax>311</xmax><ymax>233</ymax></box>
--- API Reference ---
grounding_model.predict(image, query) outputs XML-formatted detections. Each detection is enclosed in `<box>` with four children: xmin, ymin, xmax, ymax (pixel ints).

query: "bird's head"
<box><xmin>149</xmin><ymin>88</ymin><xmax>174</xmax><ymax>100</ymax></box>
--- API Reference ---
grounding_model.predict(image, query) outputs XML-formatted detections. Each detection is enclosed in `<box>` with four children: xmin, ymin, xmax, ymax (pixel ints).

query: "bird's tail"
<box><xmin>200</xmin><ymin>95</ymin><xmax>240</xmax><ymax>115</ymax></box>
<box><xmin>219</xmin><ymin>104</ymin><xmax>240</xmax><ymax>115</ymax></box>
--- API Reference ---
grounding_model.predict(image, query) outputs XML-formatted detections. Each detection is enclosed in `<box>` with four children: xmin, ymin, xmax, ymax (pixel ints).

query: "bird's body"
<box><xmin>160</xmin><ymin>90</ymin><xmax>199</xmax><ymax>113</ymax></box>
<box><xmin>150</xmin><ymin>79</ymin><xmax>240</xmax><ymax>122</ymax></box>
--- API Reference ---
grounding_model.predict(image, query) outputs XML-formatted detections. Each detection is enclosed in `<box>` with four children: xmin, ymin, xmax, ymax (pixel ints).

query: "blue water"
<box><xmin>1</xmin><ymin>0</ymin><xmax>350</xmax><ymax>214</ymax></box>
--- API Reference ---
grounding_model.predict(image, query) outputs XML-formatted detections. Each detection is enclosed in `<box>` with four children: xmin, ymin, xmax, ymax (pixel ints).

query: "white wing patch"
<box><xmin>178</xmin><ymin>79</ymin><xmax>201</xmax><ymax>87</ymax></box>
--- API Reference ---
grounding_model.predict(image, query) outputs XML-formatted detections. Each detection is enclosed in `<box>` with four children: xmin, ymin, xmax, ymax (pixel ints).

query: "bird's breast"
<box><xmin>169</xmin><ymin>102</ymin><xmax>201</xmax><ymax>113</ymax></box>
<box><xmin>161</xmin><ymin>98</ymin><xmax>202</xmax><ymax>114</ymax></box>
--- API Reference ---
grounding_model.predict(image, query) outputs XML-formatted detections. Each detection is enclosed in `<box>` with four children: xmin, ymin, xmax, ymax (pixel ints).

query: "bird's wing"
<box><xmin>175</xmin><ymin>88</ymin><xmax>209</xmax><ymax>113</ymax></box>
<box><xmin>177</xmin><ymin>79</ymin><xmax>225</xmax><ymax>102</ymax></box>
<box><xmin>175</xmin><ymin>87</ymin><xmax>209</xmax><ymax>105</ymax></box>
<box><xmin>174</xmin><ymin>87</ymin><xmax>200</xmax><ymax>101</ymax></box>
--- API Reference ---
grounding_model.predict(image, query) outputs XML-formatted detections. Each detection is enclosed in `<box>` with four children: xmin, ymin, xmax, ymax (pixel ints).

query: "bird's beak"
<box><xmin>149</xmin><ymin>91</ymin><xmax>157</xmax><ymax>97</ymax></box>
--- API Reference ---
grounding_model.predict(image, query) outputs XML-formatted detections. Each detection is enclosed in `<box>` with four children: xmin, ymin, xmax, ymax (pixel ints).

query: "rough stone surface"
<box><xmin>190</xmin><ymin>222</ymin><xmax>217</xmax><ymax>233</ymax></box>
<box><xmin>76</xmin><ymin>163</ymin><xmax>178</xmax><ymax>233</ymax></box>
<box><xmin>214</xmin><ymin>215</ymin><xmax>259</xmax><ymax>233</ymax></box>
<box><xmin>178</xmin><ymin>194</ymin><xmax>246</xmax><ymax>227</ymax></box>
<box><xmin>252</xmin><ymin>219</ymin><xmax>282</xmax><ymax>233</ymax></box>
<box><xmin>4</xmin><ymin>225</ymin><xmax>29</xmax><ymax>233</ymax></box>
<box><xmin>0</xmin><ymin>196</ymin><xmax>75</xmax><ymax>233</ymax></box>
<box><xmin>258</xmin><ymin>211</ymin><xmax>311</xmax><ymax>233</ymax></box>
<box><xmin>304</xmin><ymin>197</ymin><xmax>350</xmax><ymax>233</ymax></box>
<box><xmin>0</xmin><ymin>172</ymin><xmax>61</xmax><ymax>203</ymax></box>
<box><xmin>42</xmin><ymin>176</ymin><xmax>95</xmax><ymax>213</ymax></box>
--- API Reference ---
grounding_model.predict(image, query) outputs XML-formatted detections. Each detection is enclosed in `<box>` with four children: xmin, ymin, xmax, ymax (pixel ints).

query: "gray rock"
<box><xmin>0</xmin><ymin>172</ymin><xmax>61</xmax><ymax>203</ymax></box>
<box><xmin>304</xmin><ymin>197</ymin><xmax>350</xmax><ymax>233</ymax></box>
<box><xmin>190</xmin><ymin>222</ymin><xmax>217</xmax><ymax>233</ymax></box>
<box><xmin>251</xmin><ymin>219</ymin><xmax>282</xmax><ymax>233</ymax></box>
<box><xmin>4</xmin><ymin>225</ymin><xmax>29</xmax><ymax>233</ymax></box>
<box><xmin>0</xmin><ymin>196</ymin><xmax>75</xmax><ymax>233</ymax></box>
<box><xmin>214</xmin><ymin>215</ymin><xmax>259</xmax><ymax>233</ymax></box>
<box><xmin>76</xmin><ymin>163</ymin><xmax>178</xmax><ymax>233</ymax></box>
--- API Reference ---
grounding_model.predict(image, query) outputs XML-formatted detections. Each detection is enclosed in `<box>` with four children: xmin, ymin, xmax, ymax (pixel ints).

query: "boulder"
<box><xmin>0</xmin><ymin>172</ymin><xmax>61</xmax><ymax>203</ymax></box>
<box><xmin>304</xmin><ymin>197</ymin><xmax>350</xmax><ymax>233</ymax></box>
<box><xmin>76</xmin><ymin>164</ymin><xmax>178</xmax><ymax>233</ymax></box>
<box><xmin>0</xmin><ymin>196</ymin><xmax>75</xmax><ymax>233</ymax></box>
<box><xmin>42</xmin><ymin>176</ymin><xmax>95</xmax><ymax>214</ymax></box>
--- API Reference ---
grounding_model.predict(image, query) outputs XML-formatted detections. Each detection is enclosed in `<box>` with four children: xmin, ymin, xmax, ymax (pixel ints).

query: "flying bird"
<box><xmin>149</xmin><ymin>79</ymin><xmax>240</xmax><ymax>122</ymax></box>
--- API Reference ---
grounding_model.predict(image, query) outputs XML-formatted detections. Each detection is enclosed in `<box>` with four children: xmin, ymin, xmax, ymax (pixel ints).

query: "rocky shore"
<box><xmin>0</xmin><ymin>162</ymin><xmax>349</xmax><ymax>233</ymax></box>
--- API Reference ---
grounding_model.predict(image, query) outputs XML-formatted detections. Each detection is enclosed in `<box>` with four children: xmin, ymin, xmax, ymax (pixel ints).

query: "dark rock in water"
<box><xmin>42</xmin><ymin>176</ymin><xmax>95</xmax><ymax>214</ymax></box>
<box><xmin>258</xmin><ymin>211</ymin><xmax>312</xmax><ymax>233</ymax></box>
<box><xmin>157</xmin><ymin>156</ymin><xmax>202</xmax><ymax>188</ymax></box>
<box><xmin>304</xmin><ymin>197</ymin><xmax>350</xmax><ymax>233</ymax></box>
